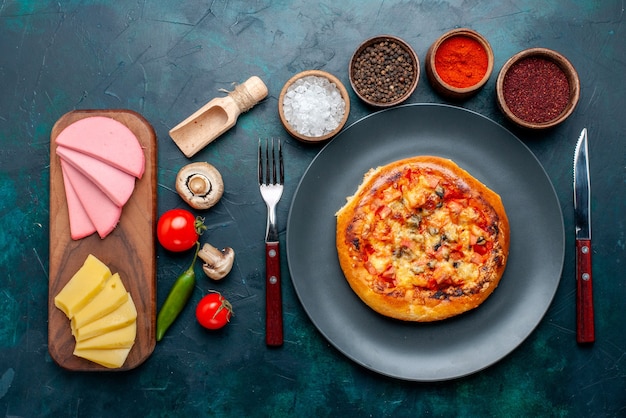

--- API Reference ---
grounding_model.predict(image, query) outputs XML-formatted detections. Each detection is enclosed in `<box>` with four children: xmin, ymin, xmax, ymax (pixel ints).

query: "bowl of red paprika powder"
<box><xmin>349</xmin><ymin>35</ymin><xmax>420</xmax><ymax>107</ymax></box>
<box><xmin>425</xmin><ymin>28</ymin><xmax>494</xmax><ymax>100</ymax></box>
<box><xmin>496</xmin><ymin>48</ymin><xmax>580</xmax><ymax>130</ymax></box>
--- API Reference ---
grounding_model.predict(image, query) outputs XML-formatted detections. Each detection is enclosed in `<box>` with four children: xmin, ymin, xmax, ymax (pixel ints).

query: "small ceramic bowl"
<box><xmin>425</xmin><ymin>28</ymin><xmax>494</xmax><ymax>100</ymax></box>
<box><xmin>278</xmin><ymin>70</ymin><xmax>350</xmax><ymax>143</ymax></box>
<box><xmin>496</xmin><ymin>48</ymin><xmax>580</xmax><ymax>130</ymax></box>
<box><xmin>349</xmin><ymin>35</ymin><xmax>420</xmax><ymax>107</ymax></box>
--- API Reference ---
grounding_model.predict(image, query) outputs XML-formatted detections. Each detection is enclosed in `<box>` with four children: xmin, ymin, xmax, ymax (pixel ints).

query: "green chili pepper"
<box><xmin>156</xmin><ymin>242</ymin><xmax>200</xmax><ymax>342</ymax></box>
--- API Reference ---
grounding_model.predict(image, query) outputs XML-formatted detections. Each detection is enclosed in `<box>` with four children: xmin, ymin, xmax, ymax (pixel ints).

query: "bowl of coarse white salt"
<box><xmin>278</xmin><ymin>70</ymin><xmax>350</xmax><ymax>143</ymax></box>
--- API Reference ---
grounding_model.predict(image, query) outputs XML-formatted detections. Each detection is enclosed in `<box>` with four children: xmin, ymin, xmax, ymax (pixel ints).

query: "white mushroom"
<box><xmin>176</xmin><ymin>162</ymin><xmax>224</xmax><ymax>210</ymax></box>
<box><xmin>198</xmin><ymin>243</ymin><xmax>235</xmax><ymax>280</ymax></box>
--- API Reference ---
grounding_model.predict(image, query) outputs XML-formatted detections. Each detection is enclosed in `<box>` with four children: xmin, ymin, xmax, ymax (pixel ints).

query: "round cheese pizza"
<box><xmin>336</xmin><ymin>156</ymin><xmax>510</xmax><ymax>322</ymax></box>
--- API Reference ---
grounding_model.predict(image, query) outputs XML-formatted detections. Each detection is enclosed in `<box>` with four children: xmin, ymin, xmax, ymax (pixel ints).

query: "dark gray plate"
<box><xmin>286</xmin><ymin>104</ymin><xmax>565</xmax><ymax>381</ymax></box>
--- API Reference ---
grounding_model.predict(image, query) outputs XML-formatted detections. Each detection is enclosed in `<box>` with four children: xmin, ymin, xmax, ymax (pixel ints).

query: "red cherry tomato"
<box><xmin>196</xmin><ymin>292</ymin><xmax>233</xmax><ymax>330</ymax></box>
<box><xmin>157</xmin><ymin>209</ymin><xmax>205</xmax><ymax>252</ymax></box>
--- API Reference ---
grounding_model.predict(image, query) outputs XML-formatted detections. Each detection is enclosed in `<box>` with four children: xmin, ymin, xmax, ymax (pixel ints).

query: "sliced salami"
<box><xmin>60</xmin><ymin>160</ymin><xmax>122</xmax><ymax>239</ymax></box>
<box><xmin>56</xmin><ymin>145</ymin><xmax>135</xmax><ymax>207</ymax></box>
<box><xmin>55</xmin><ymin>116</ymin><xmax>145</xmax><ymax>178</ymax></box>
<box><xmin>60</xmin><ymin>166</ymin><xmax>97</xmax><ymax>240</ymax></box>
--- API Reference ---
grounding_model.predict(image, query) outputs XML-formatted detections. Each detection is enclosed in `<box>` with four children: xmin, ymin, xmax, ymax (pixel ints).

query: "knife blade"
<box><xmin>573</xmin><ymin>127</ymin><xmax>594</xmax><ymax>343</ymax></box>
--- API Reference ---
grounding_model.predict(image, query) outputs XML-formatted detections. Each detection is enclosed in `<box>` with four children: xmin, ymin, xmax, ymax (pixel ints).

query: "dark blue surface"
<box><xmin>1</xmin><ymin>1</ymin><xmax>625</xmax><ymax>416</ymax></box>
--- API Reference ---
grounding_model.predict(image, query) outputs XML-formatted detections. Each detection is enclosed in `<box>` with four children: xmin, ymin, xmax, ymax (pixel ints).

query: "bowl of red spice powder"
<box><xmin>425</xmin><ymin>28</ymin><xmax>494</xmax><ymax>100</ymax></box>
<box><xmin>496</xmin><ymin>48</ymin><xmax>580</xmax><ymax>130</ymax></box>
<box><xmin>349</xmin><ymin>35</ymin><xmax>420</xmax><ymax>107</ymax></box>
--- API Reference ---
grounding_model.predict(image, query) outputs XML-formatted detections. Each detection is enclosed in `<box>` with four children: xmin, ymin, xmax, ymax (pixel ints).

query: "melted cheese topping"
<box><xmin>349</xmin><ymin>167</ymin><xmax>499</xmax><ymax>297</ymax></box>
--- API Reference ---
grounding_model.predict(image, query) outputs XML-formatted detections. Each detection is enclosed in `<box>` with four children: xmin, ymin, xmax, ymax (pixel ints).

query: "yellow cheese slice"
<box><xmin>54</xmin><ymin>254</ymin><xmax>111</xmax><ymax>318</ymax></box>
<box><xmin>74</xmin><ymin>321</ymin><xmax>137</xmax><ymax>350</ymax></box>
<box><xmin>73</xmin><ymin>347</ymin><xmax>132</xmax><ymax>369</ymax></box>
<box><xmin>72</xmin><ymin>273</ymin><xmax>129</xmax><ymax>329</ymax></box>
<box><xmin>74</xmin><ymin>293</ymin><xmax>137</xmax><ymax>342</ymax></box>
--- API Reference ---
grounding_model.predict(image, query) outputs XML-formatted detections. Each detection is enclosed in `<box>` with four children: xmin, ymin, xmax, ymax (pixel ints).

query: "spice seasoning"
<box><xmin>434</xmin><ymin>35</ymin><xmax>488</xmax><ymax>88</ymax></box>
<box><xmin>502</xmin><ymin>57</ymin><xmax>570</xmax><ymax>124</ymax></box>
<box><xmin>351</xmin><ymin>40</ymin><xmax>416</xmax><ymax>105</ymax></box>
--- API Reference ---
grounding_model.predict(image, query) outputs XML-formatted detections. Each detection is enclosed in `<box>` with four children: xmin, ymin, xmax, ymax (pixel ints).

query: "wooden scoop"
<box><xmin>170</xmin><ymin>76</ymin><xmax>268</xmax><ymax>157</ymax></box>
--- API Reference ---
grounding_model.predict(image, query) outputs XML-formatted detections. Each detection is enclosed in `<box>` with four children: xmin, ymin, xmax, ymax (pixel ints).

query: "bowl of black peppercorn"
<box><xmin>349</xmin><ymin>35</ymin><xmax>420</xmax><ymax>107</ymax></box>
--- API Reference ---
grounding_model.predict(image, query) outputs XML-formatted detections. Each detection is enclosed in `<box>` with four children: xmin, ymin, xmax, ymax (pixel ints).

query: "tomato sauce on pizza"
<box><xmin>336</xmin><ymin>156</ymin><xmax>510</xmax><ymax>321</ymax></box>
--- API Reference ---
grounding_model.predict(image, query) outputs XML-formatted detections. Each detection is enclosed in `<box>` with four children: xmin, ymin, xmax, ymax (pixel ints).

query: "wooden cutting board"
<box><xmin>48</xmin><ymin>109</ymin><xmax>157</xmax><ymax>371</ymax></box>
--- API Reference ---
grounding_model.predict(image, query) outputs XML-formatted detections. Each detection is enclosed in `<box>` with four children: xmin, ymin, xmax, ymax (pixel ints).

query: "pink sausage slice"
<box><xmin>55</xmin><ymin>116</ymin><xmax>145</xmax><ymax>178</ymax></box>
<box><xmin>56</xmin><ymin>145</ymin><xmax>135</xmax><ymax>207</ymax></box>
<box><xmin>60</xmin><ymin>160</ymin><xmax>122</xmax><ymax>239</ymax></box>
<box><xmin>60</xmin><ymin>166</ymin><xmax>97</xmax><ymax>240</ymax></box>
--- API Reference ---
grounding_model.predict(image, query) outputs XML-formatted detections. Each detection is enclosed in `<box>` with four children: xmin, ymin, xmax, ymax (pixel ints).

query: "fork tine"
<box><xmin>278</xmin><ymin>139</ymin><xmax>284</xmax><ymax>184</ymax></box>
<box><xmin>258</xmin><ymin>139</ymin><xmax>263</xmax><ymax>185</ymax></box>
<box><xmin>267</xmin><ymin>138</ymin><xmax>276</xmax><ymax>184</ymax></box>
<box><xmin>265</xmin><ymin>139</ymin><xmax>271</xmax><ymax>185</ymax></box>
<box><xmin>258</xmin><ymin>138</ymin><xmax>284</xmax><ymax>186</ymax></box>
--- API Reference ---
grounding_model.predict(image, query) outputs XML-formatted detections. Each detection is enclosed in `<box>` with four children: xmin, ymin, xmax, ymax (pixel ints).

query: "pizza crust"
<box><xmin>336</xmin><ymin>156</ymin><xmax>510</xmax><ymax>322</ymax></box>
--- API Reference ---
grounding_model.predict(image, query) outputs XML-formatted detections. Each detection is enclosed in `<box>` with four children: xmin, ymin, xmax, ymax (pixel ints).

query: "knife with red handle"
<box><xmin>573</xmin><ymin>128</ymin><xmax>594</xmax><ymax>343</ymax></box>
